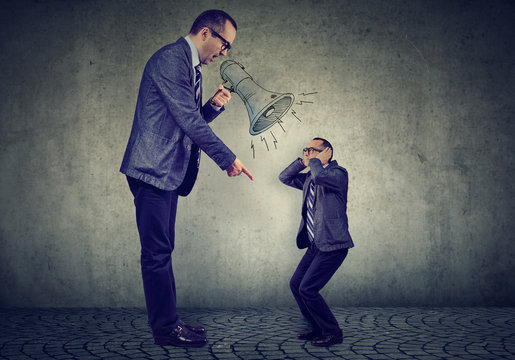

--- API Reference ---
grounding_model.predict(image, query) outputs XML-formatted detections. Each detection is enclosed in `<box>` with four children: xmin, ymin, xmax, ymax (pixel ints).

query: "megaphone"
<box><xmin>220</xmin><ymin>60</ymin><xmax>295</xmax><ymax>135</ymax></box>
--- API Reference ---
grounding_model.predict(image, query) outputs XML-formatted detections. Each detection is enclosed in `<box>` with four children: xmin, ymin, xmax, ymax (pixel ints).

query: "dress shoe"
<box><xmin>179</xmin><ymin>319</ymin><xmax>206</xmax><ymax>336</ymax></box>
<box><xmin>297</xmin><ymin>329</ymin><xmax>322</xmax><ymax>340</ymax></box>
<box><xmin>154</xmin><ymin>324</ymin><xmax>208</xmax><ymax>347</ymax></box>
<box><xmin>311</xmin><ymin>330</ymin><xmax>343</xmax><ymax>347</ymax></box>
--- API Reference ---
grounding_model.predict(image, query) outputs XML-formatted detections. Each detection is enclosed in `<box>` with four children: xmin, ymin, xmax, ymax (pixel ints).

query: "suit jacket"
<box><xmin>120</xmin><ymin>37</ymin><xmax>236</xmax><ymax>191</ymax></box>
<box><xmin>279</xmin><ymin>158</ymin><xmax>354</xmax><ymax>251</ymax></box>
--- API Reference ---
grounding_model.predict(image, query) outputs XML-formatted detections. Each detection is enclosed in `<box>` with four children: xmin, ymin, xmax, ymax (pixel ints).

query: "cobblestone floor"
<box><xmin>1</xmin><ymin>307</ymin><xmax>514</xmax><ymax>359</ymax></box>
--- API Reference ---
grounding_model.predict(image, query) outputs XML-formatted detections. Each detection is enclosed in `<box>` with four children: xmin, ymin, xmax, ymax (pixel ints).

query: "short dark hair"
<box><xmin>313</xmin><ymin>137</ymin><xmax>333</xmax><ymax>161</ymax></box>
<box><xmin>189</xmin><ymin>9</ymin><xmax>237</xmax><ymax>35</ymax></box>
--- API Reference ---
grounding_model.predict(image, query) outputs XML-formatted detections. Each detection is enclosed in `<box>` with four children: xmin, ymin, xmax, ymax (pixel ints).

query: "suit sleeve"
<box><xmin>151</xmin><ymin>50</ymin><xmax>236</xmax><ymax>170</ymax></box>
<box><xmin>308</xmin><ymin>158</ymin><xmax>347</xmax><ymax>191</ymax></box>
<box><xmin>278</xmin><ymin>158</ymin><xmax>308</xmax><ymax>190</ymax></box>
<box><xmin>201</xmin><ymin>101</ymin><xmax>223</xmax><ymax>124</ymax></box>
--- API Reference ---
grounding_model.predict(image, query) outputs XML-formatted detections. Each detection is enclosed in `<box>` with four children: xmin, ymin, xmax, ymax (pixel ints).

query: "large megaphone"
<box><xmin>220</xmin><ymin>60</ymin><xmax>295</xmax><ymax>135</ymax></box>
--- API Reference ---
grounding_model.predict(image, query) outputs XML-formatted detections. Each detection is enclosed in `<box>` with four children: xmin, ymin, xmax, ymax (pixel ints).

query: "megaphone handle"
<box><xmin>222</xmin><ymin>80</ymin><xmax>234</xmax><ymax>92</ymax></box>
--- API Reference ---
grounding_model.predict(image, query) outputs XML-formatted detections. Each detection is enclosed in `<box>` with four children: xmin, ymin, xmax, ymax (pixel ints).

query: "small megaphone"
<box><xmin>220</xmin><ymin>60</ymin><xmax>295</xmax><ymax>135</ymax></box>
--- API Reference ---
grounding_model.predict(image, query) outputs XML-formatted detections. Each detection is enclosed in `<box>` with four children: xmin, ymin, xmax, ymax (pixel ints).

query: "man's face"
<box><xmin>303</xmin><ymin>139</ymin><xmax>325</xmax><ymax>163</ymax></box>
<box><xmin>199</xmin><ymin>20</ymin><xmax>236</xmax><ymax>65</ymax></box>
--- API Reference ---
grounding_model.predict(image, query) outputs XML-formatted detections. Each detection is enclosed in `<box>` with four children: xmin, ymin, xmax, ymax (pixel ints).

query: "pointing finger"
<box><xmin>242</xmin><ymin>166</ymin><xmax>254</xmax><ymax>181</ymax></box>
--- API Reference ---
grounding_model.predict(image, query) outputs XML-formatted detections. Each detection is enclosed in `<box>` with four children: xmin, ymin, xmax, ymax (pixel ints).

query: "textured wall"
<box><xmin>1</xmin><ymin>0</ymin><xmax>514</xmax><ymax>307</ymax></box>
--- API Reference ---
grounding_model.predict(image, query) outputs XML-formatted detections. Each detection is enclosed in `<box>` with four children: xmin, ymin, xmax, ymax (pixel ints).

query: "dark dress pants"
<box><xmin>127</xmin><ymin>176</ymin><xmax>180</xmax><ymax>336</ymax></box>
<box><xmin>290</xmin><ymin>243</ymin><xmax>348</xmax><ymax>335</ymax></box>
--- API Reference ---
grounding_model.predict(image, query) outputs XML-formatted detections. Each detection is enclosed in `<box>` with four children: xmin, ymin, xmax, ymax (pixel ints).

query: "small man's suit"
<box><xmin>279</xmin><ymin>157</ymin><xmax>354</xmax><ymax>336</ymax></box>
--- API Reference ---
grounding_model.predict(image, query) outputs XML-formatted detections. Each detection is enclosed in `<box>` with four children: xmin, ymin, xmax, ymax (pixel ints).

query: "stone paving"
<box><xmin>1</xmin><ymin>307</ymin><xmax>514</xmax><ymax>359</ymax></box>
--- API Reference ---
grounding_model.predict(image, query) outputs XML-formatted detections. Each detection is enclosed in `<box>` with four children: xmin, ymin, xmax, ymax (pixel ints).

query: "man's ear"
<box><xmin>200</xmin><ymin>27</ymin><xmax>209</xmax><ymax>41</ymax></box>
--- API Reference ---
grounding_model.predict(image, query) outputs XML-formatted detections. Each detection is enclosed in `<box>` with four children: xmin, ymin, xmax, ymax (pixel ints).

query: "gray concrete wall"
<box><xmin>1</xmin><ymin>0</ymin><xmax>514</xmax><ymax>307</ymax></box>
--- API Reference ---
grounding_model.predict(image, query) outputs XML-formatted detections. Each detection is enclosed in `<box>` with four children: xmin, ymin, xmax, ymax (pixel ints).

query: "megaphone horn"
<box><xmin>220</xmin><ymin>60</ymin><xmax>295</xmax><ymax>136</ymax></box>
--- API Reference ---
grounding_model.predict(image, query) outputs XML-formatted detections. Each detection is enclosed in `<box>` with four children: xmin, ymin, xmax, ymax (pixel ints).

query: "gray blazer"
<box><xmin>120</xmin><ymin>37</ymin><xmax>236</xmax><ymax>191</ymax></box>
<box><xmin>279</xmin><ymin>158</ymin><xmax>354</xmax><ymax>251</ymax></box>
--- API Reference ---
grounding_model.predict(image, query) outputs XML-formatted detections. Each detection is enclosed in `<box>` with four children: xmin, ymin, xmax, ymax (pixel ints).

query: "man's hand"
<box><xmin>316</xmin><ymin>147</ymin><xmax>332</xmax><ymax>165</ymax></box>
<box><xmin>302</xmin><ymin>157</ymin><xmax>310</xmax><ymax>167</ymax></box>
<box><xmin>226</xmin><ymin>158</ymin><xmax>254</xmax><ymax>180</ymax></box>
<box><xmin>211</xmin><ymin>84</ymin><xmax>231</xmax><ymax>107</ymax></box>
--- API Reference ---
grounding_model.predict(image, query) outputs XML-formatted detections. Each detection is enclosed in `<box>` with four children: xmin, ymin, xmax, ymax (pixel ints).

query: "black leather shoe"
<box><xmin>179</xmin><ymin>319</ymin><xmax>206</xmax><ymax>336</ymax></box>
<box><xmin>154</xmin><ymin>324</ymin><xmax>208</xmax><ymax>347</ymax></box>
<box><xmin>311</xmin><ymin>330</ymin><xmax>343</xmax><ymax>347</ymax></box>
<box><xmin>297</xmin><ymin>329</ymin><xmax>322</xmax><ymax>340</ymax></box>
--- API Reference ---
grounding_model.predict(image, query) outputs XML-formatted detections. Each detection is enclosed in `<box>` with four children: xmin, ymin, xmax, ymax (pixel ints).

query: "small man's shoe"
<box><xmin>311</xmin><ymin>330</ymin><xmax>343</xmax><ymax>347</ymax></box>
<box><xmin>297</xmin><ymin>329</ymin><xmax>322</xmax><ymax>340</ymax></box>
<box><xmin>154</xmin><ymin>324</ymin><xmax>208</xmax><ymax>347</ymax></box>
<box><xmin>179</xmin><ymin>319</ymin><xmax>206</xmax><ymax>336</ymax></box>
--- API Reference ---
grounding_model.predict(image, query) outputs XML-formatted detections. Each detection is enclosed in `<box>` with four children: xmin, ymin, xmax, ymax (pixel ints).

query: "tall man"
<box><xmin>120</xmin><ymin>10</ymin><xmax>253</xmax><ymax>347</ymax></box>
<box><xmin>279</xmin><ymin>138</ymin><xmax>354</xmax><ymax>347</ymax></box>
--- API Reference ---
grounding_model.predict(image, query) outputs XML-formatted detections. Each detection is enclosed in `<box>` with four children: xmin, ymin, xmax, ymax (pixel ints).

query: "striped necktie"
<box><xmin>176</xmin><ymin>64</ymin><xmax>201</xmax><ymax>196</ymax></box>
<box><xmin>194</xmin><ymin>64</ymin><xmax>201</xmax><ymax>107</ymax></box>
<box><xmin>306</xmin><ymin>181</ymin><xmax>315</xmax><ymax>243</ymax></box>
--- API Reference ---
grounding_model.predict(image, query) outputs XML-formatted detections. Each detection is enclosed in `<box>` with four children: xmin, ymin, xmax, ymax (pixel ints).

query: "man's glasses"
<box><xmin>207</xmin><ymin>27</ymin><xmax>231</xmax><ymax>52</ymax></box>
<box><xmin>303</xmin><ymin>147</ymin><xmax>323</xmax><ymax>154</ymax></box>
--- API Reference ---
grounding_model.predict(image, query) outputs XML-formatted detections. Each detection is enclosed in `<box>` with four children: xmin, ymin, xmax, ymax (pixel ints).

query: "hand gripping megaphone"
<box><xmin>220</xmin><ymin>60</ymin><xmax>295</xmax><ymax>135</ymax></box>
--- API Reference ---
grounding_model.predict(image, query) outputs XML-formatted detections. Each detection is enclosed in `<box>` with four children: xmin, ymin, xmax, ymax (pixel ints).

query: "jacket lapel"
<box><xmin>302</xmin><ymin>173</ymin><xmax>312</xmax><ymax>208</ymax></box>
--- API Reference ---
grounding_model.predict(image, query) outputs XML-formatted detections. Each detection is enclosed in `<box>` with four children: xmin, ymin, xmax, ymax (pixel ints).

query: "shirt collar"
<box><xmin>184</xmin><ymin>35</ymin><xmax>200</xmax><ymax>68</ymax></box>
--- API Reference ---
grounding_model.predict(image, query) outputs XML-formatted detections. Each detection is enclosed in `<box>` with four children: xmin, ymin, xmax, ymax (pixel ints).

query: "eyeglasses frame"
<box><xmin>303</xmin><ymin>147</ymin><xmax>324</xmax><ymax>154</ymax></box>
<box><xmin>206</xmin><ymin>27</ymin><xmax>232</xmax><ymax>52</ymax></box>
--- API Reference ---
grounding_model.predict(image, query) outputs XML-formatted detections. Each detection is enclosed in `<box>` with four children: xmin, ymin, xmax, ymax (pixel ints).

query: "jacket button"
<box><xmin>187</xmin><ymin>145</ymin><xmax>191</xmax><ymax>151</ymax></box>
